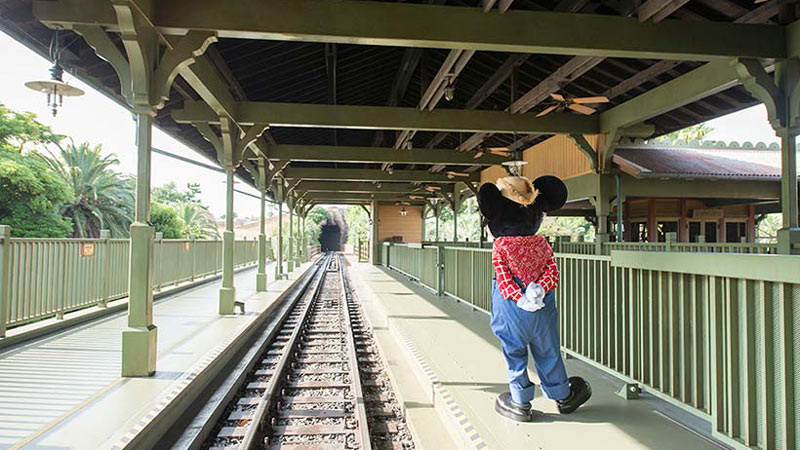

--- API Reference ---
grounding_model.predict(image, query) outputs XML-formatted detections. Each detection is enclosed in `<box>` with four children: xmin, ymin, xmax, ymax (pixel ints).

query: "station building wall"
<box><xmin>480</xmin><ymin>134</ymin><xmax>600</xmax><ymax>185</ymax></box>
<box><xmin>377</xmin><ymin>205</ymin><xmax>423</xmax><ymax>244</ymax></box>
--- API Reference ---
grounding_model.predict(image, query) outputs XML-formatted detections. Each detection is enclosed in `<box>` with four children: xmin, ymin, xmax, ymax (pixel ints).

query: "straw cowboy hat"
<box><xmin>496</xmin><ymin>176</ymin><xmax>539</xmax><ymax>206</ymax></box>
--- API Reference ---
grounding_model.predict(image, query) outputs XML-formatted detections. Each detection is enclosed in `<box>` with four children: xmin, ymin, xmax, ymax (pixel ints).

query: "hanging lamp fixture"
<box><xmin>25</xmin><ymin>29</ymin><xmax>84</xmax><ymax>117</ymax></box>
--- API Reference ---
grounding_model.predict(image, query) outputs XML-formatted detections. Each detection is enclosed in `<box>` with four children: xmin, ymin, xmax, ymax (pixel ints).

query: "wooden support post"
<box><xmin>647</xmin><ymin>198</ymin><xmax>657</xmax><ymax>242</ymax></box>
<box><xmin>100</xmin><ymin>230</ymin><xmax>111</xmax><ymax>307</ymax></box>
<box><xmin>0</xmin><ymin>225</ymin><xmax>10</xmax><ymax>338</ymax></box>
<box><xmin>679</xmin><ymin>199</ymin><xmax>689</xmax><ymax>242</ymax></box>
<box><xmin>275</xmin><ymin>183</ymin><xmax>284</xmax><ymax>278</ymax></box>
<box><xmin>256</xmin><ymin>176</ymin><xmax>268</xmax><ymax>291</ymax></box>
<box><xmin>219</xmin><ymin>165</ymin><xmax>236</xmax><ymax>314</ymax></box>
<box><xmin>370</xmin><ymin>200</ymin><xmax>380</xmax><ymax>265</ymax></box>
<box><xmin>288</xmin><ymin>198</ymin><xmax>295</xmax><ymax>272</ymax></box>
<box><xmin>735</xmin><ymin>58</ymin><xmax>800</xmax><ymax>253</ymax></box>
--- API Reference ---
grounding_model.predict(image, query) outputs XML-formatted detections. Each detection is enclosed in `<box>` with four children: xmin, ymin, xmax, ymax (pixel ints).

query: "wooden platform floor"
<box><xmin>0</xmin><ymin>261</ymin><xmax>310</xmax><ymax>450</ymax></box>
<box><xmin>349</xmin><ymin>259</ymin><xmax>729</xmax><ymax>450</ymax></box>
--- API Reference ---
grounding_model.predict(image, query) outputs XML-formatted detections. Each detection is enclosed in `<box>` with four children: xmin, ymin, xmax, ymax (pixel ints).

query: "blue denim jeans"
<box><xmin>489</xmin><ymin>279</ymin><xmax>570</xmax><ymax>404</ymax></box>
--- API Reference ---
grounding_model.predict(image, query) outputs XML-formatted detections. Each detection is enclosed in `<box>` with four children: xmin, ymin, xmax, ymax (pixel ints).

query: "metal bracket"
<box><xmin>616</xmin><ymin>383</ymin><xmax>641</xmax><ymax>400</ymax></box>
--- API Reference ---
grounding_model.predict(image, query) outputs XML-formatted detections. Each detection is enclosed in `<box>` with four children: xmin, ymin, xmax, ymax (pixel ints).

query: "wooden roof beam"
<box><xmin>35</xmin><ymin>0</ymin><xmax>786</xmax><ymax>60</ymax></box>
<box><xmin>173</xmin><ymin>100</ymin><xmax>599</xmax><ymax>135</ymax></box>
<box><xmin>261</xmin><ymin>144</ymin><xmax>507</xmax><ymax>165</ymax></box>
<box><xmin>296</xmin><ymin>181</ymin><xmax>446</xmax><ymax>193</ymax></box>
<box><xmin>282</xmin><ymin>167</ymin><xmax>479</xmax><ymax>183</ymax></box>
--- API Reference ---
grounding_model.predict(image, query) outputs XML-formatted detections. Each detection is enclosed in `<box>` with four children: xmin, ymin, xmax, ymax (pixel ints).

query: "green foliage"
<box><xmin>175</xmin><ymin>202</ymin><xmax>219</xmax><ymax>239</ymax></box>
<box><xmin>37</xmin><ymin>141</ymin><xmax>134</xmax><ymax>238</ymax></box>
<box><xmin>153</xmin><ymin>181</ymin><xmax>202</xmax><ymax>205</ymax></box>
<box><xmin>151</xmin><ymin>202</ymin><xmax>184</xmax><ymax>238</ymax></box>
<box><xmin>304</xmin><ymin>206</ymin><xmax>330</xmax><ymax>243</ymax></box>
<box><xmin>424</xmin><ymin>197</ymin><xmax>480</xmax><ymax>241</ymax></box>
<box><xmin>152</xmin><ymin>181</ymin><xmax>219</xmax><ymax>239</ymax></box>
<box><xmin>0</xmin><ymin>148</ymin><xmax>73</xmax><ymax>237</ymax></box>
<box><xmin>652</xmin><ymin>123</ymin><xmax>713</xmax><ymax>145</ymax></box>
<box><xmin>538</xmin><ymin>216</ymin><xmax>595</xmax><ymax>241</ymax></box>
<box><xmin>756</xmin><ymin>213</ymin><xmax>781</xmax><ymax>243</ymax></box>
<box><xmin>345</xmin><ymin>206</ymin><xmax>369</xmax><ymax>245</ymax></box>
<box><xmin>0</xmin><ymin>104</ymin><xmax>63</xmax><ymax>153</ymax></box>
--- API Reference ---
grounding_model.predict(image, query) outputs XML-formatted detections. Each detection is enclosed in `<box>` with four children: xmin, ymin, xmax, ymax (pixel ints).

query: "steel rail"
<box><xmin>339</xmin><ymin>256</ymin><xmax>373</xmax><ymax>450</ymax></box>
<box><xmin>237</xmin><ymin>253</ymin><xmax>332</xmax><ymax>449</ymax></box>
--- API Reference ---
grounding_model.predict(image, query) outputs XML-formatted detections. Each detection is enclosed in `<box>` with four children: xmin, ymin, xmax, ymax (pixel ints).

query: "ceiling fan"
<box><xmin>536</xmin><ymin>93</ymin><xmax>609</xmax><ymax>117</ymax></box>
<box><xmin>474</xmin><ymin>146</ymin><xmax>511</xmax><ymax>158</ymax></box>
<box><xmin>446</xmin><ymin>171</ymin><xmax>470</xmax><ymax>179</ymax></box>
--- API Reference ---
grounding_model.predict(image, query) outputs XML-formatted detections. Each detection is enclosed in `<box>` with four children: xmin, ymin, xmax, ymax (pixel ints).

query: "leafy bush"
<box><xmin>0</xmin><ymin>148</ymin><xmax>73</xmax><ymax>237</ymax></box>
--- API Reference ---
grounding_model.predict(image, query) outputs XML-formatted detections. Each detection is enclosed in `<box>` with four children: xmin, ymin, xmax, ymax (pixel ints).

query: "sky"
<box><xmin>0</xmin><ymin>31</ymin><xmax>782</xmax><ymax>217</ymax></box>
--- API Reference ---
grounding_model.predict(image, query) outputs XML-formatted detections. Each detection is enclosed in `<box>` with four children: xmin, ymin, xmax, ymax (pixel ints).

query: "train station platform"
<box><xmin>0</xmin><ymin>261</ymin><xmax>310</xmax><ymax>450</ymax></box>
<box><xmin>347</xmin><ymin>257</ymin><xmax>728</xmax><ymax>450</ymax></box>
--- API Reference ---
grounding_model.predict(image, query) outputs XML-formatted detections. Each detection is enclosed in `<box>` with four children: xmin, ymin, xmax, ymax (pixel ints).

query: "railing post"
<box><xmin>437</xmin><ymin>245</ymin><xmax>444</xmax><ymax>296</ymax></box>
<box><xmin>666</xmin><ymin>232</ymin><xmax>676</xmax><ymax>251</ymax></box>
<box><xmin>100</xmin><ymin>230</ymin><xmax>111</xmax><ymax>308</ymax></box>
<box><xmin>189</xmin><ymin>235</ymin><xmax>196</xmax><ymax>282</ymax></box>
<box><xmin>0</xmin><ymin>225</ymin><xmax>10</xmax><ymax>337</ymax></box>
<box><xmin>154</xmin><ymin>232</ymin><xmax>163</xmax><ymax>292</ymax></box>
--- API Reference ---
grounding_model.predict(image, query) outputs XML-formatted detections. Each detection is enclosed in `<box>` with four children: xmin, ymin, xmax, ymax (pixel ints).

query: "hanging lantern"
<box><xmin>24</xmin><ymin>30</ymin><xmax>84</xmax><ymax>116</ymax></box>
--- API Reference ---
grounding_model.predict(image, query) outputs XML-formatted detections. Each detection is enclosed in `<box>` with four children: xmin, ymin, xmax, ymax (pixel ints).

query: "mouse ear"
<box><xmin>532</xmin><ymin>176</ymin><xmax>567</xmax><ymax>212</ymax></box>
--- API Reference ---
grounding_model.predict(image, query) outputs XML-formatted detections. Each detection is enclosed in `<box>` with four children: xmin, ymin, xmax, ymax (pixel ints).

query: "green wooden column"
<box><xmin>736</xmin><ymin>58</ymin><xmax>800</xmax><ymax>254</ymax></box>
<box><xmin>218</xmin><ymin>166</ymin><xmax>236</xmax><ymax>314</ymax></box>
<box><xmin>452</xmin><ymin>190</ymin><xmax>461</xmax><ymax>243</ymax></box>
<box><xmin>370</xmin><ymin>200</ymin><xmax>380</xmax><ymax>265</ymax></box>
<box><xmin>287</xmin><ymin>198</ymin><xmax>295</xmax><ymax>272</ymax></box>
<box><xmin>68</xmin><ymin>11</ymin><xmax>218</xmax><ymax>376</ymax></box>
<box><xmin>300</xmin><ymin>212</ymin><xmax>307</xmax><ymax>262</ymax></box>
<box><xmin>0</xmin><ymin>225</ymin><xmax>10</xmax><ymax>338</ymax></box>
<box><xmin>122</xmin><ymin>110</ymin><xmax>158</xmax><ymax>377</ymax></box>
<box><xmin>256</xmin><ymin>181</ymin><xmax>268</xmax><ymax>292</ymax></box>
<box><xmin>421</xmin><ymin>205</ymin><xmax>427</xmax><ymax>241</ymax></box>
<box><xmin>434</xmin><ymin>203</ymin><xmax>440</xmax><ymax>241</ymax></box>
<box><xmin>275</xmin><ymin>183</ymin><xmax>284</xmax><ymax>279</ymax></box>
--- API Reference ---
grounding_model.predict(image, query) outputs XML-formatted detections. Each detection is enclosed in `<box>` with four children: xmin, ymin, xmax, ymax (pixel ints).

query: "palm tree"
<box><xmin>37</xmin><ymin>141</ymin><xmax>134</xmax><ymax>238</ymax></box>
<box><xmin>176</xmin><ymin>202</ymin><xmax>219</xmax><ymax>239</ymax></box>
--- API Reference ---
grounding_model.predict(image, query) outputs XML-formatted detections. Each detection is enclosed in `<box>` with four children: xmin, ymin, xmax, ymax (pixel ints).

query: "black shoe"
<box><xmin>557</xmin><ymin>377</ymin><xmax>591</xmax><ymax>414</ymax></box>
<box><xmin>495</xmin><ymin>392</ymin><xmax>532</xmax><ymax>422</ymax></box>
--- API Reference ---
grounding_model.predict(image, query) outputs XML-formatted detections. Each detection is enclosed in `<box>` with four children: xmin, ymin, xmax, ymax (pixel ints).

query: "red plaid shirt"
<box><xmin>492</xmin><ymin>235</ymin><xmax>559</xmax><ymax>302</ymax></box>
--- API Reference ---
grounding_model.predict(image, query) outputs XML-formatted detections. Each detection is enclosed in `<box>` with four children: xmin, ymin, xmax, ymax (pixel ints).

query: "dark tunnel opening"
<box><xmin>319</xmin><ymin>224</ymin><xmax>342</xmax><ymax>252</ymax></box>
<box><xmin>318</xmin><ymin>208</ymin><xmax>349</xmax><ymax>252</ymax></box>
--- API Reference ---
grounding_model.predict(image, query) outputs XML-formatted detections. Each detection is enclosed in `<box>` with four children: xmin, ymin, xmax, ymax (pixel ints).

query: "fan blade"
<box><xmin>573</xmin><ymin>96</ymin><xmax>610</xmax><ymax>104</ymax></box>
<box><xmin>424</xmin><ymin>185</ymin><xmax>441</xmax><ymax>191</ymax></box>
<box><xmin>488</xmin><ymin>147</ymin><xmax>509</xmax><ymax>151</ymax></box>
<box><xmin>568</xmin><ymin>103</ymin><xmax>597</xmax><ymax>115</ymax></box>
<box><xmin>550</xmin><ymin>93</ymin><xmax>565</xmax><ymax>102</ymax></box>
<box><xmin>446</xmin><ymin>171</ymin><xmax>470</xmax><ymax>177</ymax></box>
<box><xmin>409</xmin><ymin>195</ymin><xmax>424</xmax><ymax>200</ymax></box>
<box><xmin>536</xmin><ymin>104</ymin><xmax>559</xmax><ymax>117</ymax></box>
<box><xmin>473</xmin><ymin>151</ymin><xmax>484</xmax><ymax>159</ymax></box>
<box><xmin>488</xmin><ymin>150</ymin><xmax>511</xmax><ymax>157</ymax></box>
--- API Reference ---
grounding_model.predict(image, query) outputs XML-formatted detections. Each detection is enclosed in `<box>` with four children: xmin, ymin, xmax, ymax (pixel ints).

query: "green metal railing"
<box><xmin>424</xmin><ymin>238</ymin><xmax>778</xmax><ymax>255</ymax></box>
<box><xmin>382</xmin><ymin>242</ymin><xmax>799</xmax><ymax>450</ymax></box>
<box><xmin>0</xmin><ymin>232</ymin><xmax>263</xmax><ymax>333</ymax></box>
<box><xmin>357</xmin><ymin>240</ymin><xmax>370</xmax><ymax>262</ymax></box>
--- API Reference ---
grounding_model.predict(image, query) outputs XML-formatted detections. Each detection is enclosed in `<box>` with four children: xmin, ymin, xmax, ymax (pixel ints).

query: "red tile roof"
<box><xmin>613</xmin><ymin>144</ymin><xmax>796</xmax><ymax>180</ymax></box>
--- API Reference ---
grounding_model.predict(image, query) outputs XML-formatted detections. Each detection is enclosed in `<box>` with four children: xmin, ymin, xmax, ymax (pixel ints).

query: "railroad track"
<box><xmin>194</xmin><ymin>253</ymin><xmax>411</xmax><ymax>450</ymax></box>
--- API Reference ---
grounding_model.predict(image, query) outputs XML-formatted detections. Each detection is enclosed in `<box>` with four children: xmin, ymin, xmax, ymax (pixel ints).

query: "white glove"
<box><xmin>516</xmin><ymin>282</ymin><xmax>545</xmax><ymax>312</ymax></box>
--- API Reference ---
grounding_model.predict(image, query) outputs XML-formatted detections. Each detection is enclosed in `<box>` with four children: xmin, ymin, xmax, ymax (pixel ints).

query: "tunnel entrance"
<box><xmin>318</xmin><ymin>208</ymin><xmax>348</xmax><ymax>252</ymax></box>
<box><xmin>319</xmin><ymin>224</ymin><xmax>342</xmax><ymax>252</ymax></box>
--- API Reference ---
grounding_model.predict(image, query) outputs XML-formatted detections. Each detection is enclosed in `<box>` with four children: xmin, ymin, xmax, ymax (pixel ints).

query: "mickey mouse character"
<box><xmin>478</xmin><ymin>175</ymin><xmax>591</xmax><ymax>422</ymax></box>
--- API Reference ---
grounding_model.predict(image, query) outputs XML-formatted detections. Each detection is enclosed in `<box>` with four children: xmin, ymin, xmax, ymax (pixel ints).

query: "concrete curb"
<box><xmin>0</xmin><ymin>264</ymin><xmax>259</xmax><ymax>352</ymax></box>
<box><xmin>351</xmin><ymin>262</ymin><xmax>489</xmax><ymax>450</ymax></box>
<box><xmin>109</xmin><ymin>263</ymin><xmax>313</xmax><ymax>450</ymax></box>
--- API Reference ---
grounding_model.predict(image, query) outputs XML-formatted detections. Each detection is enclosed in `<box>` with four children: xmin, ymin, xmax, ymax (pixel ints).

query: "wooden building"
<box><xmin>480</xmin><ymin>137</ymin><xmax>794</xmax><ymax>243</ymax></box>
